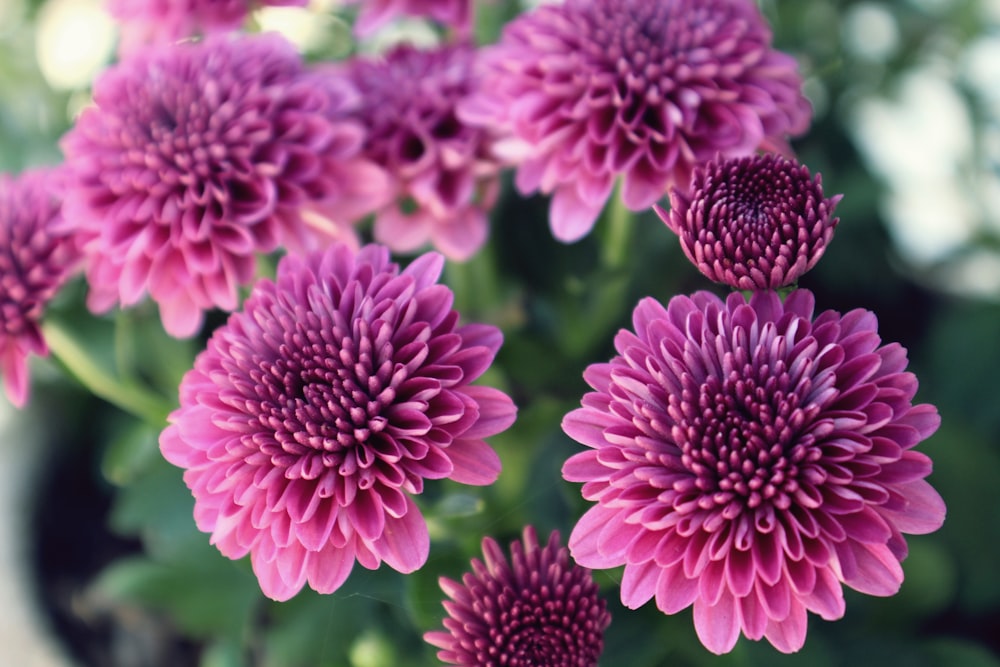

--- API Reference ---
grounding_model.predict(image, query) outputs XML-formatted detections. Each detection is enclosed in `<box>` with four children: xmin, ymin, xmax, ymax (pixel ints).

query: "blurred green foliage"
<box><xmin>3</xmin><ymin>0</ymin><xmax>1000</xmax><ymax>666</ymax></box>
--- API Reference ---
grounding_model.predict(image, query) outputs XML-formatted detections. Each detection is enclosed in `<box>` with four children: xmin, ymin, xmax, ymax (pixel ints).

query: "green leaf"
<box><xmin>93</xmin><ymin>555</ymin><xmax>260</xmax><ymax>639</ymax></box>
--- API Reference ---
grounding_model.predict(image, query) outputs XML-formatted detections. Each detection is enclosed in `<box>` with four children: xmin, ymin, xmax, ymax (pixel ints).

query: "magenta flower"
<box><xmin>461</xmin><ymin>0</ymin><xmax>812</xmax><ymax>242</ymax></box>
<box><xmin>159</xmin><ymin>243</ymin><xmax>517</xmax><ymax>601</ymax></box>
<box><xmin>562</xmin><ymin>290</ymin><xmax>945</xmax><ymax>654</ymax></box>
<box><xmin>425</xmin><ymin>526</ymin><xmax>610</xmax><ymax>666</ymax></box>
<box><xmin>659</xmin><ymin>153</ymin><xmax>841</xmax><ymax>289</ymax></box>
<box><xmin>107</xmin><ymin>0</ymin><xmax>308</xmax><ymax>55</ymax></box>
<box><xmin>338</xmin><ymin>43</ymin><xmax>503</xmax><ymax>261</ymax></box>
<box><xmin>0</xmin><ymin>168</ymin><xmax>79</xmax><ymax>407</ymax></box>
<box><xmin>61</xmin><ymin>33</ymin><xmax>387</xmax><ymax>338</ymax></box>
<box><xmin>341</xmin><ymin>0</ymin><xmax>472</xmax><ymax>37</ymax></box>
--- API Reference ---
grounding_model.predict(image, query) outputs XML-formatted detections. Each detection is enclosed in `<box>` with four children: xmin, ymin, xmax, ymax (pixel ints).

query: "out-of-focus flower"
<box><xmin>659</xmin><ymin>153</ymin><xmax>841</xmax><ymax>289</ymax></box>
<box><xmin>461</xmin><ymin>0</ymin><xmax>812</xmax><ymax>243</ymax></box>
<box><xmin>160</xmin><ymin>243</ymin><xmax>517</xmax><ymax>601</ymax></box>
<box><xmin>338</xmin><ymin>43</ymin><xmax>502</xmax><ymax>261</ymax></box>
<box><xmin>340</xmin><ymin>0</ymin><xmax>471</xmax><ymax>37</ymax></box>
<box><xmin>562</xmin><ymin>290</ymin><xmax>945</xmax><ymax>654</ymax></box>
<box><xmin>425</xmin><ymin>526</ymin><xmax>610</xmax><ymax>666</ymax></box>
<box><xmin>107</xmin><ymin>0</ymin><xmax>308</xmax><ymax>55</ymax></box>
<box><xmin>0</xmin><ymin>168</ymin><xmax>79</xmax><ymax>407</ymax></box>
<box><xmin>61</xmin><ymin>33</ymin><xmax>387</xmax><ymax>338</ymax></box>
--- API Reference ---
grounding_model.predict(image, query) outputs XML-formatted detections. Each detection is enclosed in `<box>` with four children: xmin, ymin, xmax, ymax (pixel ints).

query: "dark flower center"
<box><xmin>673</xmin><ymin>354</ymin><xmax>824</xmax><ymax>513</ymax></box>
<box><xmin>0</xmin><ymin>209</ymin><xmax>62</xmax><ymax>335</ymax></box>
<box><xmin>252</xmin><ymin>316</ymin><xmax>404</xmax><ymax>483</ymax></box>
<box><xmin>485</xmin><ymin>581</ymin><xmax>603</xmax><ymax>667</ymax></box>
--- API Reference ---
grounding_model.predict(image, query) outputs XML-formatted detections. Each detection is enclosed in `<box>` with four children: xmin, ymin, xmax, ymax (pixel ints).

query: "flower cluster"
<box><xmin>0</xmin><ymin>0</ymin><xmax>949</xmax><ymax>663</ymax></box>
<box><xmin>159</xmin><ymin>243</ymin><xmax>517</xmax><ymax>600</ymax></box>
<box><xmin>461</xmin><ymin>0</ymin><xmax>812</xmax><ymax>242</ymax></box>
<box><xmin>340</xmin><ymin>43</ymin><xmax>503</xmax><ymax>261</ymax></box>
<box><xmin>61</xmin><ymin>33</ymin><xmax>384</xmax><ymax>338</ymax></box>
<box><xmin>425</xmin><ymin>526</ymin><xmax>610</xmax><ymax>666</ymax></box>
<box><xmin>0</xmin><ymin>168</ymin><xmax>79</xmax><ymax>407</ymax></box>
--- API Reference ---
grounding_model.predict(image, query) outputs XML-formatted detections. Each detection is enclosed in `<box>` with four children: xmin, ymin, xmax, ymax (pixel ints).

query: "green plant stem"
<box><xmin>601</xmin><ymin>185</ymin><xmax>634</xmax><ymax>271</ymax></box>
<box><xmin>42</xmin><ymin>320</ymin><xmax>173</xmax><ymax>425</ymax></box>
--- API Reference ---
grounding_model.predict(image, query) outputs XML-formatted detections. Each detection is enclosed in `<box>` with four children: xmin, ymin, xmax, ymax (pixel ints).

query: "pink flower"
<box><xmin>338</xmin><ymin>43</ymin><xmax>503</xmax><ymax>261</ymax></box>
<box><xmin>107</xmin><ymin>0</ymin><xmax>308</xmax><ymax>55</ymax></box>
<box><xmin>341</xmin><ymin>0</ymin><xmax>472</xmax><ymax>37</ymax></box>
<box><xmin>61</xmin><ymin>33</ymin><xmax>387</xmax><ymax>338</ymax></box>
<box><xmin>659</xmin><ymin>153</ymin><xmax>841</xmax><ymax>289</ymax></box>
<box><xmin>562</xmin><ymin>290</ymin><xmax>945</xmax><ymax>653</ymax></box>
<box><xmin>160</xmin><ymin>243</ymin><xmax>517</xmax><ymax>601</ymax></box>
<box><xmin>461</xmin><ymin>0</ymin><xmax>812</xmax><ymax>242</ymax></box>
<box><xmin>0</xmin><ymin>168</ymin><xmax>79</xmax><ymax>407</ymax></box>
<box><xmin>425</xmin><ymin>526</ymin><xmax>610</xmax><ymax>666</ymax></box>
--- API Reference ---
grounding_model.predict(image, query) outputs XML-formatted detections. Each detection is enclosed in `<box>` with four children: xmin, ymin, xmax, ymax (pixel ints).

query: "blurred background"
<box><xmin>1</xmin><ymin>0</ymin><xmax>999</xmax><ymax>665</ymax></box>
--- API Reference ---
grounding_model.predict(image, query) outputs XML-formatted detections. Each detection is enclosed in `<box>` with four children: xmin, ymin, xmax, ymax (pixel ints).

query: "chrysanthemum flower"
<box><xmin>107</xmin><ymin>0</ymin><xmax>308</xmax><ymax>55</ymax></box>
<box><xmin>339</xmin><ymin>43</ymin><xmax>503</xmax><ymax>261</ymax></box>
<box><xmin>341</xmin><ymin>0</ymin><xmax>471</xmax><ymax>37</ymax></box>
<box><xmin>159</xmin><ymin>243</ymin><xmax>517</xmax><ymax>601</ymax></box>
<box><xmin>62</xmin><ymin>33</ymin><xmax>387</xmax><ymax>338</ymax></box>
<box><xmin>562</xmin><ymin>290</ymin><xmax>945</xmax><ymax>654</ymax></box>
<box><xmin>659</xmin><ymin>154</ymin><xmax>841</xmax><ymax>289</ymax></box>
<box><xmin>460</xmin><ymin>0</ymin><xmax>812</xmax><ymax>242</ymax></box>
<box><xmin>425</xmin><ymin>526</ymin><xmax>611</xmax><ymax>666</ymax></box>
<box><xmin>0</xmin><ymin>168</ymin><xmax>79</xmax><ymax>407</ymax></box>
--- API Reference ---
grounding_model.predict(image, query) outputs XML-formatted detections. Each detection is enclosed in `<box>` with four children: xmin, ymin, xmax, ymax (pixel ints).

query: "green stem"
<box><xmin>601</xmin><ymin>184</ymin><xmax>635</xmax><ymax>271</ymax></box>
<box><xmin>42</xmin><ymin>320</ymin><xmax>173</xmax><ymax>425</ymax></box>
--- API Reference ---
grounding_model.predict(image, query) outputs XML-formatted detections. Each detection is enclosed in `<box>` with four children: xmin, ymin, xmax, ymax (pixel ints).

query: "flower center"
<box><xmin>0</xmin><ymin>223</ymin><xmax>56</xmax><ymax>335</ymax></box>
<box><xmin>492</xmin><ymin>593</ymin><xmax>589</xmax><ymax>667</ymax></box>
<box><xmin>674</xmin><ymin>358</ymin><xmax>823</xmax><ymax>512</ymax></box>
<box><xmin>254</xmin><ymin>318</ymin><xmax>402</xmax><ymax>481</ymax></box>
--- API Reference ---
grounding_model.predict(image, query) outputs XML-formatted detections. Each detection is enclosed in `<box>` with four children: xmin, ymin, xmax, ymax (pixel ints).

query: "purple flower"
<box><xmin>461</xmin><ymin>0</ymin><xmax>812</xmax><ymax>242</ymax></box>
<box><xmin>562</xmin><ymin>290</ymin><xmax>945</xmax><ymax>654</ymax></box>
<box><xmin>341</xmin><ymin>0</ymin><xmax>472</xmax><ymax>37</ymax></box>
<box><xmin>425</xmin><ymin>526</ymin><xmax>610</xmax><ymax>666</ymax></box>
<box><xmin>159</xmin><ymin>243</ymin><xmax>517</xmax><ymax>601</ymax></box>
<box><xmin>337</xmin><ymin>44</ymin><xmax>503</xmax><ymax>261</ymax></box>
<box><xmin>0</xmin><ymin>168</ymin><xmax>79</xmax><ymax>407</ymax></box>
<box><xmin>61</xmin><ymin>33</ymin><xmax>387</xmax><ymax>338</ymax></box>
<box><xmin>658</xmin><ymin>153</ymin><xmax>841</xmax><ymax>289</ymax></box>
<box><xmin>107</xmin><ymin>0</ymin><xmax>308</xmax><ymax>55</ymax></box>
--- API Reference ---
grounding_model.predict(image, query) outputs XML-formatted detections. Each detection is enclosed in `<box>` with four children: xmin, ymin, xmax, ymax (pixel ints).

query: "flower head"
<box><xmin>341</xmin><ymin>0</ymin><xmax>472</xmax><ymax>37</ymax></box>
<box><xmin>159</xmin><ymin>243</ymin><xmax>517</xmax><ymax>601</ymax></box>
<box><xmin>659</xmin><ymin>153</ymin><xmax>841</xmax><ymax>289</ymax></box>
<box><xmin>425</xmin><ymin>526</ymin><xmax>610</xmax><ymax>666</ymax></box>
<box><xmin>461</xmin><ymin>0</ymin><xmax>812</xmax><ymax>242</ymax></box>
<box><xmin>562</xmin><ymin>290</ymin><xmax>945</xmax><ymax>654</ymax></box>
<box><xmin>0</xmin><ymin>168</ymin><xmax>79</xmax><ymax>407</ymax></box>
<box><xmin>62</xmin><ymin>33</ymin><xmax>386</xmax><ymax>338</ymax></box>
<box><xmin>107</xmin><ymin>0</ymin><xmax>308</xmax><ymax>55</ymax></box>
<box><xmin>339</xmin><ymin>43</ymin><xmax>503</xmax><ymax>261</ymax></box>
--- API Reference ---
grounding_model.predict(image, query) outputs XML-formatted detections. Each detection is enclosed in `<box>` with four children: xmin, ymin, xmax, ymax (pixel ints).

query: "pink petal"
<box><xmin>456</xmin><ymin>385</ymin><xmax>516</xmax><ymax>440</ymax></box>
<box><xmin>550</xmin><ymin>184</ymin><xmax>604</xmax><ymax>242</ymax></box>
<box><xmin>693</xmin><ymin>591</ymin><xmax>740</xmax><ymax>655</ymax></box>
<box><xmin>305</xmin><ymin>542</ymin><xmax>356</xmax><ymax>594</ymax></box>
<box><xmin>569</xmin><ymin>505</ymin><xmax>623</xmax><ymax>569</ymax></box>
<box><xmin>839</xmin><ymin>541</ymin><xmax>904</xmax><ymax>596</ymax></box>
<box><xmin>620</xmin><ymin>559</ymin><xmax>659</xmax><ymax>608</ymax></box>
<box><xmin>763</xmin><ymin>597</ymin><xmax>808</xmax><ymax>653</ymax></box>
<box><xmin>655</xmin><ymin>563</ymin><xmax>699</xmax><ymax>614</ymax></box>
<box><xmin>446</xmin><ymin>437</ymin><xmax>501</xmax><ymax>485</ymax></box>
<box><xmin>880</xmin><ymin>479</ymin><xmax>946</xmax><ymax>535</ymax></box>
<box><xmin>373</xmin><ymin>497</ymin><xmax>428</xmax><ymax>573</ymax></box>
<box><xmin>428</xmin><ymin>208</ymin><xmax>488</xmax><ymax>262</ymax></box>
<box><xmin>562</xmin><ymin>408</ymin><xmax>616</xmax><ymax>450</ymax></box>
